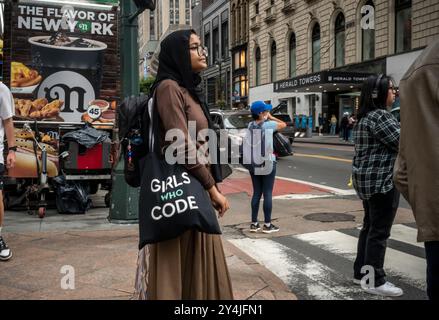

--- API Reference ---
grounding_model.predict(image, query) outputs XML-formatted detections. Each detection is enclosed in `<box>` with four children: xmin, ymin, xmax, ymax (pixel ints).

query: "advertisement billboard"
<box><xmin>9</xmin><ymin>0</ymin><xmax>120</xmax><ymax>122</ymax></box>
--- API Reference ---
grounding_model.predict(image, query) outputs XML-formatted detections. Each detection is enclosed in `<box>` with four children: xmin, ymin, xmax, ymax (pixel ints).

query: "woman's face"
<box><xmin>259</xmin><ymin>110</ymin><xmax>269</xmax><ymax>121</ymax></box>
<box><xmin>386</xmin><ymin>80</ymin><xmax>396</xmax><ymax>108</ymax></box>
<box><xmin>189</xmin><ymin>34</ymin><xmax>207</xmax><ymax>73</ymax></box>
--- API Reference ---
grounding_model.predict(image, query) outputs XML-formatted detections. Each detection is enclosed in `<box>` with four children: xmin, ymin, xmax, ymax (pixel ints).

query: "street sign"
<box><xmin>87</xmin><ymin>105</ymin><xmax>102</xmax><ymax>120</ymax></box>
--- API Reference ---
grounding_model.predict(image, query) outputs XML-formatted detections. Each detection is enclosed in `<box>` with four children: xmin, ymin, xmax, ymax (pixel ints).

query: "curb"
<box><xmin>223</xmin><ymin>240</ymin><xmax>298</xmax><ymax>300</ymax></box>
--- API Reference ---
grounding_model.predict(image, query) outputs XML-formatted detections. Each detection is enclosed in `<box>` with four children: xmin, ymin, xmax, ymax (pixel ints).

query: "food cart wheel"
<box><xmin>38</xmin><ymin>207</ymin><xmax>46</xmax><ymax>219</ymax></box>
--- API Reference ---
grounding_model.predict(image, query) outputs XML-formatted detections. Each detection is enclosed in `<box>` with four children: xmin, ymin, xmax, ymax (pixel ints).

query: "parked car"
<box><xmin>210</xmin><ymin>106</ymin><xmax>295</xmax><ymax>158</ymax></box>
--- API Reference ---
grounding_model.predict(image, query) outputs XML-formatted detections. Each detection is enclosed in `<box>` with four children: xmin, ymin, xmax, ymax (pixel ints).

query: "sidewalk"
<box><xmin>0</xmin><ymin>227</ymin><xmax>295</xmax><ymax>300</ymax></box>
<box><xmin>295</xmin><ymin>134</ymin><xmax>354</xmax><ymax>146</ymax></box>
<box><xmin>1</xmin><ymin>171</ymin><xmax>415</xmax><ymax>300</ymax></box>
<box><xmin>0</xmin><ymin>177</ymin><xmax>297</xmax><ymax>300</ymax></box>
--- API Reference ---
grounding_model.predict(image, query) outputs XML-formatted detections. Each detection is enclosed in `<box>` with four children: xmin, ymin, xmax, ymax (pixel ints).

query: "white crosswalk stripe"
<box><xmin>296</xmin><ymin>230</ymin><xmax>426</xmax><ymax>289</ymax></box>
<box><xmin>230</xmin><ymin>224</ymin><xmax>428</xmax><ymax>300</ymax></box>
<box><xmin>389</xmin><ymin>224</ymin><xmax>424</xmax><ymax>248</ymax></box>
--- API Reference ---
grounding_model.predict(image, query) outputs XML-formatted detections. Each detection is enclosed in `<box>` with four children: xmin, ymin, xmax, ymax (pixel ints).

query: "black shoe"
<box><xmin>250</xmin><ymin>223</ymin><xmax>261</xmax><ymax>232</ymax></box>
<box><xmin>0</xmin><ymin>236</ymin><xmax>12</xmax><ymax>261</ymax></box>
<box><xmin>262</xmin><ymin>223</ymin><xmax>280</xmax><ymax>234</ymax></box>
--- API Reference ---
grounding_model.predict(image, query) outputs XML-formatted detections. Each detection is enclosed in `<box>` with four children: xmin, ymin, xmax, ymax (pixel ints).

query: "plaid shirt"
<box><xmin>352</xmin><ymin>109</ymin><xmax>400</xmax><ymax>200</ymax></box>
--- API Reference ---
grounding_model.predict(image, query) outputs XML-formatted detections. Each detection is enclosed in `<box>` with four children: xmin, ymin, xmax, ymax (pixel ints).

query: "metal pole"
<box><xmin>108</xmin><ymin>0</ymin><xmax>140</xmax><ymax>224</ymax></box>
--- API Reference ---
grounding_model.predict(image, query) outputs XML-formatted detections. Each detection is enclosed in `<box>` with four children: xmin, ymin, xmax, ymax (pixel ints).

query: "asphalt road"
<box><xmin>278</xmin><ymin>142</ymin><xmax>411</xmax><ymax>209</ymax></box>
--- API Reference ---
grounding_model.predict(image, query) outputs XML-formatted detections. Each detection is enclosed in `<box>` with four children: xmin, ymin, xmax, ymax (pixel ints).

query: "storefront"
<box><xmin>273</xmin><ymin>70</ymin><xmax>372</xmax><ymax>133</ymax></box>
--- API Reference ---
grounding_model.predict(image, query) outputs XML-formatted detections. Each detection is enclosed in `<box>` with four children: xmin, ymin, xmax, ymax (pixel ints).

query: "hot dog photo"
<box><xmin>6</xmin><ymin>128</ymin><xmax>59</xmax><ymax>178</ymax></box>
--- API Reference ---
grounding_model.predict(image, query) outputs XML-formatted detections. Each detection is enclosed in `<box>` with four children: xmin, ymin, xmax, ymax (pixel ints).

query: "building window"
<box><xmin>150</xmin><ymin>11</ymin><xmax>155</xmax><ymax>40</ymax></box>
<box><xmin>270</xmin><ymin>0</ymin><xmax>275</xmax><ymax>6</ymax></box>
<box><xmin>362</xmin><ymin>0</ymin><xmax>375</xmax><ymax>61</ymax></box>
<box><xmin>242</xmin><ymin>5</ymin><xmax>247</xmax><ymax>41</ymax></box>
<box><xmin>271</xmin><ymin>41</ymin><xmax>277</xmax><ymax>82</ymax></box>
<box><xmin>170</xmin><ymin>0</ymin><xmax>174</xmax><ymax>24</ymax></box>
<box><xmin>234</xmin><ymin>49</ymin><xmax>247</xmax><ymax>71</ymax></box>
<box><xmin>255</xmin><ymin>2</ymin><xmax>259</xmax><ymax>14</ymax></box>
<box><xmin>221</xmin><ymin>10</ymin><xmax>228</xmax><ymax>59</ymax></box>
<box><xmin>312</xmin><ymin>23</ymin><xmax>321</xmax><ymax>72</ymax></box>
<box><xmin>234</xmin><ymin>75</ymin><xmax>249</xmax><ymax>100</ymax></box>
<box><xmin>175</xmin><ymin>0</ymin><xmax>180</xmax><ymax>24</ymax></box>
<box><xmin>335</xmin><ymin>13</ymin><xmax>345</xmax><ymax>67</ymax></box>
<box><xmin>213</xmin><ymin>17</ymin><xmax>220</xmax><ymax>63</ymax></box>
<box><xmin>395</xmin><ymin>0</ymin><xmax>412</xmax><ymax>53</ymax></box>
<box><xmin>255</xmin><ymin>47</ymin><xmax>261</xmax><ymax>86</ymax></box>
<box><xmin>289</xmin><ymin>33</ymin><xmax>296</xmax><ymax>78</ymax></box>
<box><xmin>204</xmin><ymin>23</ymin><xmax>210</xmax><ymax>65</ymax></box>
<box><xmin>185</xmin><ymin>0</ymin><xmax>191</xmax><ymax>25</ymax></box>
<box><xmin>207</xmin><ymin>77</ymin><xmax>216</xmax><ymax>106</ymax></box>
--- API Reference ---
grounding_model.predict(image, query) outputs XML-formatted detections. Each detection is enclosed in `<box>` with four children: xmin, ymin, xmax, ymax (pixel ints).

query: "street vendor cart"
<box><xmin>4</xmin><ymin>112</ymin><xmax>116</xmax><ymax>218</ymax></box>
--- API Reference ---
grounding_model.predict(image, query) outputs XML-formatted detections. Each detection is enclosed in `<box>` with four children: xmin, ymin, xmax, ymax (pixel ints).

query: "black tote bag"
<box><xmin>137</xmin><ymin>96</ymin><xmax>222</xmax><ymax>249</ymax></box>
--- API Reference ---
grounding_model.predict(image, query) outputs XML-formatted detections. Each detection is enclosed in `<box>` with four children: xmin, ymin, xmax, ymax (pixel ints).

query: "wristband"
<box><xmin>8</xmin><ymin>146</ymin><xmax>17</xmax><ymax>152</ymax></box>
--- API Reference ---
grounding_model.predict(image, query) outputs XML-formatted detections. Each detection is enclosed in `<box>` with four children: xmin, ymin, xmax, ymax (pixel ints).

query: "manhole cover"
<box><xmin>304</xmin><ymin>212</ymin><xmax>355</xmax><ymax>223</ymax></box>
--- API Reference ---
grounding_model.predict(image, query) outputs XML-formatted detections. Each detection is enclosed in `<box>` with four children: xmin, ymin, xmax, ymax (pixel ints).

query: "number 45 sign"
<box><xmin>87</xmin><ymin>105</ymin><xmax>102</xmax><ymax>120</ymax></box>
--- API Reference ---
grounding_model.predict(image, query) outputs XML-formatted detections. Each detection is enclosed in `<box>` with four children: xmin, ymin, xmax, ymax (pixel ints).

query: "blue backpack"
<box><xmin>241</xmin><ymin>121</ymin><xmax>268</xmax><ymax>172</ymax></box>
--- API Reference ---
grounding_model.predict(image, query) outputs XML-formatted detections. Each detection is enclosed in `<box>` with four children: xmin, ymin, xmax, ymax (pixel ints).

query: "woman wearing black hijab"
<box><xmin>134</xmin><ymin>30</ymin><xmax>233</xmax><ymax>300</ymax></box>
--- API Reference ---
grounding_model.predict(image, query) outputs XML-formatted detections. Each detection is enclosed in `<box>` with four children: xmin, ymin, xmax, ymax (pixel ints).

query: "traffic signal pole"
<box><xmin>108</xmin><ymin>0</ymin><xmax>140</xmax><ymax>223</ymax></box>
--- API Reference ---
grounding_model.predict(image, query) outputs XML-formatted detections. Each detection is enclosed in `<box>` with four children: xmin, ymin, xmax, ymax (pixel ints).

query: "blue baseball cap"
<box><xmin>250</xmin><ymin>101</ymin><xmax>272</xmax><ymax>115</ymax></box>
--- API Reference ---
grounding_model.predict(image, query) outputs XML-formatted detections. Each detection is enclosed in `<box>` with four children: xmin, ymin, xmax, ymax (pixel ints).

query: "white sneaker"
<box><xmin>0</xmin><ymin>236</ymin><xmax>12</xmax><ymax>261</ymax></box>
<box><xmin>363</xmin><ymin>282</ymin><xmax>403</xmax><ymax>297</ymax></box>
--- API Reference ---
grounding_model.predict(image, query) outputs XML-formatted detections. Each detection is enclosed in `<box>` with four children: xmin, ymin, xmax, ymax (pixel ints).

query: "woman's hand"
<box><xmin>208</xmin><ymin>186</ymin><xmax>230</xmax><ymax>218</ymax></box>
<box><xmin>268</xmin><ymin>113</ymin><xmax>287</xmax><ymax>130</ymax></box>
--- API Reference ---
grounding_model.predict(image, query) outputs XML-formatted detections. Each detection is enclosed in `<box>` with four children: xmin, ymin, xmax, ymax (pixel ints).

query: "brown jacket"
<box><xmin>155</xmin><ymin>79</ymin><xmax>216</xmax><ymax>190</ymax></box>
<box><xmin>394</xmin><ymin>39</ymin><xmax>439</xmax><ymax>242</ymax></box>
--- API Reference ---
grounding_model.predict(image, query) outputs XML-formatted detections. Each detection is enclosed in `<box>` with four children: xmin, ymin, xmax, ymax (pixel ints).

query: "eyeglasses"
<box><xmin>189</xmin><ymin>44</ymin><xmax>208</xmax><ymax>57</ymax></box>
<box><xmin>389</xmin><ymin>86</ymin><xmax>398</xmax><ymax>93</ymax></box>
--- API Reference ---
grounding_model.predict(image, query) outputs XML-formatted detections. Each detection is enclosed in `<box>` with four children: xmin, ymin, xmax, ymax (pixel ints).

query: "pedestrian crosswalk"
<box><xmin>230</xmin><ymin>224</ymin><xmax>428</xmax><ymax>300</ymax></box>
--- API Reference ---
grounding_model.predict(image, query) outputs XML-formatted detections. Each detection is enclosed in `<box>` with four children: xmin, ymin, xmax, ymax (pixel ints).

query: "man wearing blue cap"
<box><xmin>244</xmin><ymin>100</ymin><xmax>286</xmax><ymax>234</ymax></box>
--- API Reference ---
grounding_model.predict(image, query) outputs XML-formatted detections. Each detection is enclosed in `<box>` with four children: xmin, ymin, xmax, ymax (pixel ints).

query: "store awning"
<box><xmin>273</xmin><ymin>71</ymin><xmax>374</xmax><ymax>93</ymax></box>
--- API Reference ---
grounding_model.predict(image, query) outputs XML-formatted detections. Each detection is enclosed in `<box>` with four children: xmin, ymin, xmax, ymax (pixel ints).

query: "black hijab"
<box><xmin>151</xmin><ymin>29</ymin><xmax>224</xmax><ymax>183</ymax></box>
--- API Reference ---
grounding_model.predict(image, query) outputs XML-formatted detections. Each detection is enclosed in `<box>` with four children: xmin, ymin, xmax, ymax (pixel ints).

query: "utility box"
<box><xmin>108</xmin><ymin>157</ymin><xmax>139</xmax><ymax>224</ymax></box>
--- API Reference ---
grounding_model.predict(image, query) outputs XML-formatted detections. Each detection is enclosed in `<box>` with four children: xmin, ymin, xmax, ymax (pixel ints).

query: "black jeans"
<box><xmin>354</xmin><ymin>188</ymin><xmax>400</xmax><ymax>287</ymax></box>
<box><xmin>249</xmin><ymin>162</ymin><xmax>276</xmax><ymax>224</ymax></box>
<box><xmin>425</xmin><ymin>241</ymin><xmax>439</xmax><ymax>300</ymax></box>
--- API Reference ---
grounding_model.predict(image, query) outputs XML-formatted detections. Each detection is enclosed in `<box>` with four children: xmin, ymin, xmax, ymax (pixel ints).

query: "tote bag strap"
<box><xmin>147</xmin><ymin>92</ymin><xmax>163</xmax><ymax>156</ymax></box>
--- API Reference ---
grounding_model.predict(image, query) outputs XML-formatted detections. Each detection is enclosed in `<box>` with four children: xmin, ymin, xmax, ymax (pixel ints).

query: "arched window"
<box><xmin>334</xmin><ymin>13</ymin><xmax>345</xmax><ymax>67</ymax></box>
<box><xmin>255</xmin><ymin>47</ymin><xmax>261</xmax><ymax>86</ymax></box>
<box><xmin>312</xmin><ymin>23</ymin><xmax>321</xmax><ymax>72</ymax></box>
<box><xmin>395</xmin><ymin>0</ymin><xmax>412</xmax><ymax>53</ymax></box>
<box><xmin>271</xmin><ymin>41</ymin><xmax>277</xmax><ymax>82</ymax></box>
<box><xmin>362</xmin><ymin>0</ymin><xmax>375</xmax><ymax>61</ymax></box>
<box><xmin>289</xmin><ymin>33</ymin><xmax>297</xmax><ymax>77</ymax></box>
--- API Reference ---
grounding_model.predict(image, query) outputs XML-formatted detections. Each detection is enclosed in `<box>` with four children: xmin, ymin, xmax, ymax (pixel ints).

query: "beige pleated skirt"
<box><xmin>134</xmin><ymin>229</ymin><xmax>234</xmax><ymax>300</ymax></box>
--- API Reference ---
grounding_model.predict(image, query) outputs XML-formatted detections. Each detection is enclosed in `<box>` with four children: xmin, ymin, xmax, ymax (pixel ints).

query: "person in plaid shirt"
<box><xmin>352</xmin><ymin>74</ymin><xmax>402</xmax><ymax>297</ymax></box>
